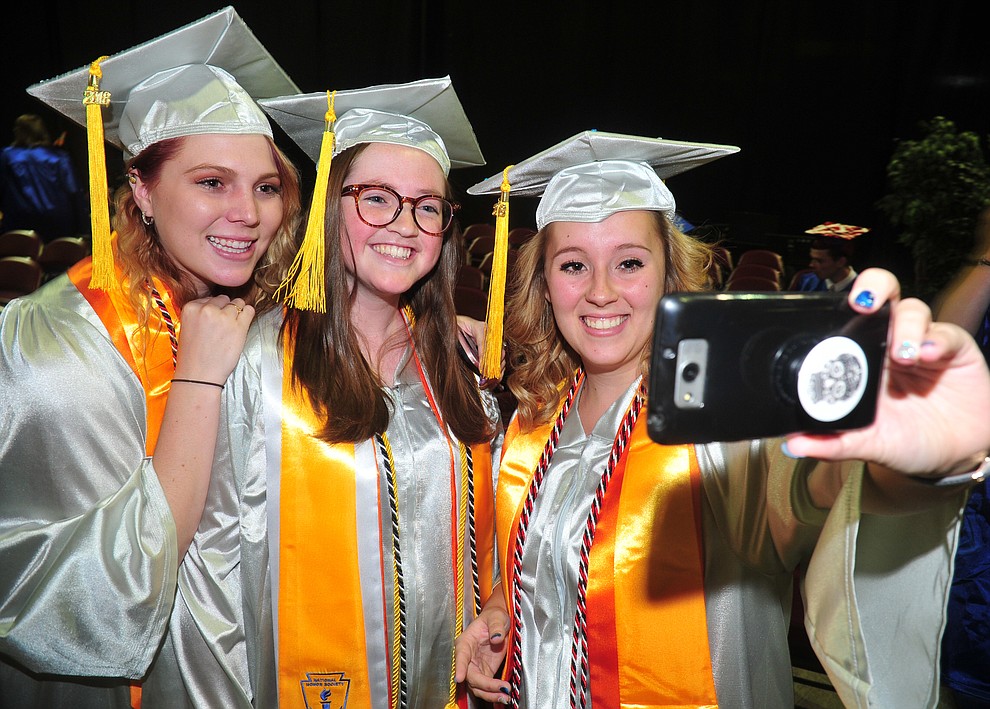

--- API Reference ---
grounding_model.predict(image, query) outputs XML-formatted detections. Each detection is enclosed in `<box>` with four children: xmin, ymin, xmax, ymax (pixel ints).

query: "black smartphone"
<box><xmin>647</xmin><ymin>292</ymin><xmax>890</xmax><ymax>444</ymax></box>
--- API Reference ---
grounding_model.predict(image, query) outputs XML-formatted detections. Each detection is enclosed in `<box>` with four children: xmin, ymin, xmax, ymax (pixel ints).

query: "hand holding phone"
<box><xmin>647</xmin><ymin>292</ymin><xmax>890</xmax><ymax>444</ymax></box>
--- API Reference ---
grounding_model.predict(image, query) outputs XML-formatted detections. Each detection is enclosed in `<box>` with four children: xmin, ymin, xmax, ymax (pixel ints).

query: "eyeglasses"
<box><xmin>341</xmin><ymin>184</ymin><xmax>459</xmax><ymax>236</ymax></box>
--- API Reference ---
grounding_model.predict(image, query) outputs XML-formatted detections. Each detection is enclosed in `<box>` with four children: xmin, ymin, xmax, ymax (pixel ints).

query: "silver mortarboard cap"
<box><xmin>27</xmin><ymin>6</ymin><xmax>298</xmax><ymax>159</ymax></box>
<box><xmin>468</xmin><ymin>130</ymin><xmax>739</xmax><ymax>230</ymax></box>
<box><xmin>259</xmin><ymin>76</ymin><xmax>485</xmax><ymax>175</ymax></box>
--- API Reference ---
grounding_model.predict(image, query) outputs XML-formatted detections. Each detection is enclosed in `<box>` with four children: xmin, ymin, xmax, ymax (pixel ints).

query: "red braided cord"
<box><xmin>507</xmin><ymin>370</ymin><xmax>583</xmax><ymax>705</ymax></box>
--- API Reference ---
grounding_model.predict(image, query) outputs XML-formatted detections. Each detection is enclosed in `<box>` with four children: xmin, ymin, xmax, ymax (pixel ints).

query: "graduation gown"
<box><xmin>496</xmin><ymin>377</ymin><xmax>965</xmax><ymax>708</ymax></box>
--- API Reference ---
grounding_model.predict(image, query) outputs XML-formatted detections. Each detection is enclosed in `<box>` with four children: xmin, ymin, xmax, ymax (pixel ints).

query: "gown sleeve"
<box><xmin>800</xmin><ymin>456</ymin><xmax>967</xmax><ymax>707</ymax></box>
<box><xmin>699</xmin><ymin>439</ymin><xmax>965</xmax><ymax>708</ymax></box>
<box><xmin>0</xmin><ymin>280</ymin><xmax>179</xmax><ymax>678</ymax></box>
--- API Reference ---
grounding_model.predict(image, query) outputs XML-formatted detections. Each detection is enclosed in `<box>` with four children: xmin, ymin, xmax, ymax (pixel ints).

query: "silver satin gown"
<box><xmin>513</xmin><ymin>378</ymin><xmax>966</xmax><ymax>708</ymax></box>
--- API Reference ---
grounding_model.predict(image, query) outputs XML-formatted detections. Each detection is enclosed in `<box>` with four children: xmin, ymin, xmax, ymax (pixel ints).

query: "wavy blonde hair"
<box><xmin>111</xmin><ymin>135</ymin><xmax>302</xmax><ymax>336</ymax></box>
<box><xmin>506</xmin><ymin>211</ymin><xmax>714</xmax><ymax>429</ymax></box>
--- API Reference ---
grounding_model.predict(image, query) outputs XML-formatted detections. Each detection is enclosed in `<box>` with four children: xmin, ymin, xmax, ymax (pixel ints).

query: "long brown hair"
<box><xmin>280</xmin><ymin>143</ymin><xmax>493</xmax><ymax>445</ymax></box>
<box><xmin>506</xmin><ymin>211</ymin><xmax>713</xmax><ymax>429</ymax></box>
<box><xmin>112</xmin><ymin>135</ymin><xmax>302</xmax><ymax>328</ymax></box>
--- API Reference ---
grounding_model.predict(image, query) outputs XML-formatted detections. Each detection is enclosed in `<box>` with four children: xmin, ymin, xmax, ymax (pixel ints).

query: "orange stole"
<box><xmin>497</xmin><ymin>411</ymin><xmax>718</xmax><ymax>708</ymax></box>
<box><xmin>69</xmin><ymin>257</ymin><xmax>179</xmax><ymax>709</ymax></box>
<box><xmin>68</xmin><ymin>258</ymin><xmax>177</xmax><ymax>455</ymax></box>
<box><xmin>277</xmin><ymin>337</ymin><xmax>495</xmax><ymax>708</ymax></box>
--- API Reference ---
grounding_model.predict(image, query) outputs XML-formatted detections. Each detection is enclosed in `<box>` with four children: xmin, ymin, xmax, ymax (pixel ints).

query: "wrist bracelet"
<box><xmin>913</xmin><ymin>455</ymin><xmax>990</xmax><ymax>487</ymax></box>
<box><xmin>171</xmin><ymin>378</ymin><xmax>225</xmax><ymax>390</ymax></box>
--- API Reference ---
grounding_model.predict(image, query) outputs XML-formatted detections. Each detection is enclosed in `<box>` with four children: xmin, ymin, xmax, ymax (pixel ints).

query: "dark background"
<box><xmin>3</xmin><ymin>0</ymin><xmax>988</xmax><ymax>279</ymax></box>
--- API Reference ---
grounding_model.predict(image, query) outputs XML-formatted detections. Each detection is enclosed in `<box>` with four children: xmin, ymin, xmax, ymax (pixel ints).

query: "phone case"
<box><xmin>647</xmin><ymin>292</ymin><xmax>890</xmax><ymax>444</ymax></box>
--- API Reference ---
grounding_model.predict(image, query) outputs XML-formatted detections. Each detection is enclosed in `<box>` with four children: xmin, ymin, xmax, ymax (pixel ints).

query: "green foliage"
<box><xmin>877</xmin><ymin>116</ymin><xmax>990</xmax><ymax>299</ymax></box>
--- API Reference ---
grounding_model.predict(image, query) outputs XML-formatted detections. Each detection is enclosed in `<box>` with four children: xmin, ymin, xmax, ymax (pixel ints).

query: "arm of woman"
<box><xmin>152</xmin><ymin>295</ymin><xmax>254</xmax><ymax>556</ymax></box>
<box><xmin>455</xmin><ymin>587</ymin><xmax>511</xmax><ymax>704</ymax></box>
<box><xmin>934</xmin><ymin>206</ymin><xmax>990</xmax><ymax>333</ymax></box>
<box><xmin>785</xmin><ymin>268</ymin><xmax>990</xmax><ymax>513</ymax></box>
<box><xmin>765</xmin><ymin>270</ymin><xmax>985</xmax><ymax>705</ymax></box>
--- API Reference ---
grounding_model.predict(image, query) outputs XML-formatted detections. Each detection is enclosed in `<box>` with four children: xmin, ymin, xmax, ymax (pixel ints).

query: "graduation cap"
<box><xmin>805</xmin><ymin>222</ymin><xmax>869</xmax><ymax>260</ymax></box>
<box><xmin>805</xmin><ymin>222</ymin><xmax>870</xmax><ymax>240</ymax></box>
<box><xmin>26</xmin><ymin>6</ymin><xmax>298</xmax><ymax>289</ymax></box>
<box><xmin>258</xmin><ymin>76</ymin><xmax>485</xmax><ymax>312</ymax></box>
<box><xmin>466</xmin><ymin>130</ymin><xmax>739</xmax><ymax>379</ymax></box>
<box><xmin>260</xmin><ymin>76</ymin><xmax>484</xmax><ymax>174</ymax></box>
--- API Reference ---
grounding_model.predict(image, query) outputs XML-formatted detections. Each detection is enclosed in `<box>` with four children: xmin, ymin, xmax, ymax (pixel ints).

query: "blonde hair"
<box><xmin>506</xmin><ymin>210</ymin><xmax>714</xmax><ymax>429</ymax></box>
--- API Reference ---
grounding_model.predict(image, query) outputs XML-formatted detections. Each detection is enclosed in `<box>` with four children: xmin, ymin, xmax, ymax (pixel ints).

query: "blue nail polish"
<box><xmin>781</xmin><ymin>441</ymin><xmax>803</xmax><ymax>459</ymax></box>
<box><xmin>500</xmin><ymin>687</ymin><xmax>510</xmax><ymax>695</ymax></box>
<box><xmin>854</xmin><ymin>290</ymin><xmax>875</xmax><ymax>308</ymax></box>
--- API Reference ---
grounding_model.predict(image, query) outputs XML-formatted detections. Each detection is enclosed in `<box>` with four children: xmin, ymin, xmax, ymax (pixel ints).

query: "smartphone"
<box><xmin>647</xmin><ymin>292</ymin><xmax>890</xmax><ymax>444</ymax></box>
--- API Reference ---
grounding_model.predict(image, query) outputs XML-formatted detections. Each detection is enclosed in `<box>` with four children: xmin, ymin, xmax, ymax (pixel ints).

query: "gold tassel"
<box><xmin>84</xmin><ymin>56</ymin><xmax>113</xmax><ymax>290</ymax></box>
<box><xmin>276</xmin><ymin>91</ymin><xmax>336</xmax><ymax>312</ymax></box>
<box><xmin>480</xmin><ymin>166</ymin><xmax>513</xmax><ymax>381</ymax></box>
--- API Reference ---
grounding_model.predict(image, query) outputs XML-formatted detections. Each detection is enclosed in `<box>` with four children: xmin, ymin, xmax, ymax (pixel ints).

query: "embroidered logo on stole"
<box><xmin>300</xmin><ymin>672</ymin><xmax>351</xmax><ymax>708</ymax></box>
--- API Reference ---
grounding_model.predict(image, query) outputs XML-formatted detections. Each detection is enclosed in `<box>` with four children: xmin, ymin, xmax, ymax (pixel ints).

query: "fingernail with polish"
<box><xmin>896</xmin><ymin>341</ymin><xmax>918</xmax><ymax>360</ymax></box>
<box><xmin>500</xmin><ymin>687</ymin><xmax>510</xmax><ymax>695</ymax></box>
<box><xmin>854</xmin><ymin>290</ymin><xmax>875</xmax><ymax>308</ymax></box>
<box><xmin>781</xmin><ymin>441</ymin><xmax>803</xmax><ymax>459</ymax></box>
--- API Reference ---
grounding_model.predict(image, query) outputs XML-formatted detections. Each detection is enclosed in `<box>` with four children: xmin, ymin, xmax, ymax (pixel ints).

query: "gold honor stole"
<box><xmin>278</xmin><ymin>333</ymin><xmax>495</xmax><ymax>708</ymax></box>
<box><xmin>496</xmin><ymin>406</ymin><xmax>718</xmax><ymax>708</ymax></box>
<box><xmin>69</xmin><ymin>257</ymin><xmax>178</xmax><ymax>709</ymax></box>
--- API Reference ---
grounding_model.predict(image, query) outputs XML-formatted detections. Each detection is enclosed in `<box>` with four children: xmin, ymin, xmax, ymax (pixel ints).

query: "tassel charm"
<box><xmin>84</xmin><ymin>56</ymin><xmax>113</xmax><ymax>290</ymax></box>
<box><xmin>480</xmin><ymin>166</ymin><xmax>513</xmax><ymax>381</ymax></box>
<box><xmin>277</xmin><ymin>90</ymin><xmax>336</xmax><ymax>312</ymax></box>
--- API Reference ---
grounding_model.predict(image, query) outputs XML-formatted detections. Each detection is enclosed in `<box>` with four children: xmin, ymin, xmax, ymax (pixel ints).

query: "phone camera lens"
<box><xmin>681</xmin><ymin>362</ymin><xmax>700</xmax><ymax>382</ymax></box>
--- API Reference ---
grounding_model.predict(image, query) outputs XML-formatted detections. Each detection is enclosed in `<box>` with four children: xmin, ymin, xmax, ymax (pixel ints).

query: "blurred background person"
<box><xmin>0</xmin><ymin>113</ymin><xmax>86</xmax><ymax>240</ymax></box>
<box><xmin>794</xmin><ymin>221</ymin><xmax>868</xmax><ymax>293</ymax></box>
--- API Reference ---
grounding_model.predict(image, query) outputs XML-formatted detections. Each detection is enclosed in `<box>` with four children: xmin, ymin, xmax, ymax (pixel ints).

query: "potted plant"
<box><xmin>877</xmin><ymin>116</ymin><xmax>990</xmax><ymax>300</ymax></box>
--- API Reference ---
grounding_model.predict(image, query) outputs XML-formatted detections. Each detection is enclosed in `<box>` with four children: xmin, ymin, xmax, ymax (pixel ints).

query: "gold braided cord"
<box><xmin>445</xmin><ymin>442</ymin><xmax>471</xmax><ymax>709</ymax></box>
<box><xmin>378</xmin><ymin>432</ymin><xmax>404</xmax><ymax>709</ymax></box>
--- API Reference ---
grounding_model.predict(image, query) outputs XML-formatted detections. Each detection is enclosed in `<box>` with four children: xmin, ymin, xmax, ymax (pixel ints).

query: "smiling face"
<box><xmin>130</xmin><ymin>133</ymin><xmax>284</xmax><ymax>297</ymax></box>
<box><xmin>339</xmin><ymin>142</ymin><xmax>447</xmax><ymax>309</ymax></box>
<box><xmin>543</xmin><ymin>210</ymin><xmax>666</xmax><ymax>384</ymax></box>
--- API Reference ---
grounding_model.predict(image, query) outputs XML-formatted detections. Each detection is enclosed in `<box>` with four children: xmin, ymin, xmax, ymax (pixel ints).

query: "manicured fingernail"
<box><xmin>781</xmin><ymin>441</ymin><xmax>803</xmax><ymax>459</ymax></box>
<box><xmin>854</xmin><ymin>290</ymin><xmax>875</xmax><ymax>308</ymax></box>
<box><xmin>896</xmin><ymin>341</ymin><xmax>918</xmax><ymax>360</ymax></box>
<box><xmin>491</xmin><ymin>632</ymin><xmax>503</xmax><ymax>640</ymax></box>
<box><xmin>921</xmin><ymin>340</ymin><xmax>936</xmax><ymax>348</ymax></box>
<box><xmin>500</xmin><ymin>687</ymin><xmax>510</xmax><ymax>695</ymax></box>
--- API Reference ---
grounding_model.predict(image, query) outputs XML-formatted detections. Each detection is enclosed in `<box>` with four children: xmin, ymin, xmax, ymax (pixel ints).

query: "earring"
<box><xmin>127</xmin><ymin>172</ymin><xmax>137</xmax><ymax>185</ymax></box>
<box><xmin>141</xmin><ymin>212</ymin><xmax>154</xmax><ymax>226</ymax></box>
